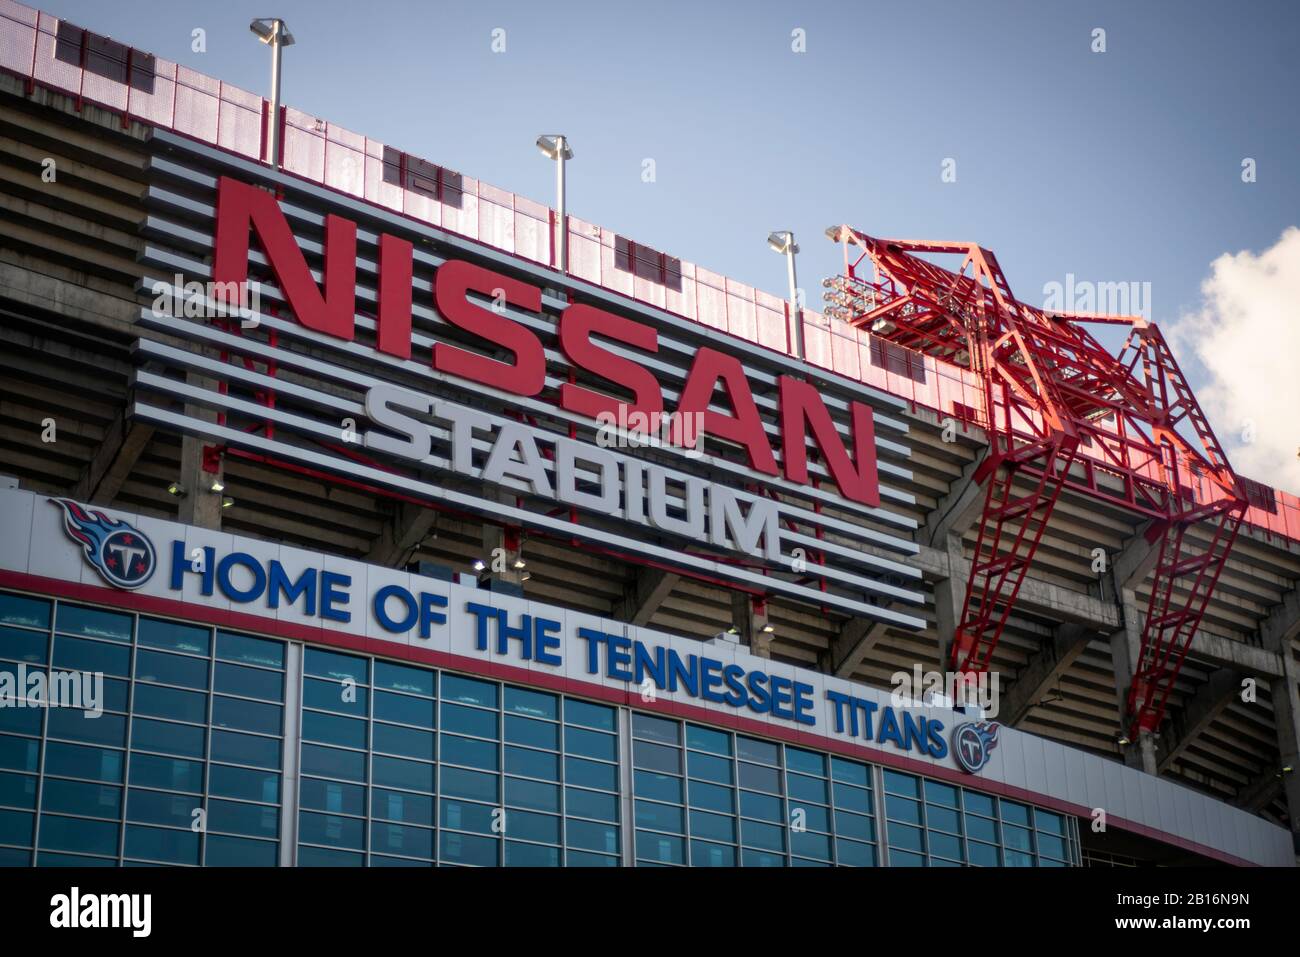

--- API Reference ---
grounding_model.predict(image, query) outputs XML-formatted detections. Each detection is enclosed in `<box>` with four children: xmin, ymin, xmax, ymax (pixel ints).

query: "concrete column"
<box><xmin>478</xmin><ymin>523</ymin><xmax>525</xmax><ymax>591</ymax></box>
<box><xmin>176</xmin><ymin>370</ymin><xmax>223</xmax><ymax>530</ymax></box>
<box><xmin>1260</xmin><ymin>586</ymin><xmax>1300</xmax><ymax>852</ymax></box>
<box><xmin>933</xmin><ymin>536</ymin><xmax>967</xmax><ymax>673</ymax></box>
<box><xmin>732</xmin><ymin>593</ymin><xmax>772</xmax><ymax>659</ymax></box>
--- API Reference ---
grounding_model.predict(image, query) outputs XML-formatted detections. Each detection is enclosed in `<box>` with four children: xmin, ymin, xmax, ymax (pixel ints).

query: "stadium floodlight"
<box><xmin>767</xmin><ymin>231</ymin><xmax>804</xmax><ymax>359</ymax></box>
<box><xmin>536</xmin><ymin>135</ymin><xmax>573</xmax><ymax>273</ymax></box>
<box><xmin>250</xmin><ymin>19</ymin><xmax>294</xmax><ymax>170</ymax></box>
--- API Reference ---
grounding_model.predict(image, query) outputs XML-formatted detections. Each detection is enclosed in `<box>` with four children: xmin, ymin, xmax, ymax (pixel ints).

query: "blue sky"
<box><xmin>38</xmin><ymin>0</ymin><xmax>1300</xmax><ymax>487</ymax></box>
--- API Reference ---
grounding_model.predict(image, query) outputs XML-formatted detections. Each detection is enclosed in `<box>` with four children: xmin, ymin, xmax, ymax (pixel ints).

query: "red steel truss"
<box><xmin>823</xmin><ymin>227</ymin><xmax>1248</xmax><ymax>737</ymax></box>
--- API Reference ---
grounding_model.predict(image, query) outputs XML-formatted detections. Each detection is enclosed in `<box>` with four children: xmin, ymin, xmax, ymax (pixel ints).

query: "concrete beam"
<box><xmin>1000</xmin><ymin>623</ymin><xmax>1094</xmax><ymax>725</ymax></box>
<box><xmin>933</xmin><ymin>536</ymin><xmax>966</xmax><ymax>671</ymax></box>
<box><xmin>1108</xmin><ymin>621</ymin><xmax>1157</xmax><ymax>774</ymax></box>
<box><xmin>613</xmin><ymin>567</ymin><xmax>679</xmax><ymax>627</ymax></box>
<box><xmin>367</xmin><ymin>501</ymin><xmax>437</xmax><ymax>567</ymax></box>
<box><xmin>1234</xmin><ymin>766</ymin><xmax>1285</xmax><ymax>814</ymax></box>
<box><xmin>1258</xmin><ymin>585</ymin><xmax>1300</xmax><ymax>850</ymax></box>
<box><xmin>923</xmin><ymin>450</ymin><xmax>988</xmax><ymax>546</ymax></box>
<box><xmin>72</xmin><ymin>410</ymin><xmax>153</xmax><ymax>505</ymax></box>
<box><xmin>732</xmin><ymin>593</ymin><xmax>772</xmax><ymax>659</ymax></box>
<box><xmin>1154</xmin><ymin>668</ymin><xmax>1242</xmax><ymax>774</ymax></box>
<box><xmin>1112</xmin><ymin>522</ymin><xmax>1162</xmax><ymax>593</ymax></box>
<box><xmin>830</xmin><ymin>616</ymin><xmax>890</xmax><ymax>677</ymax></box>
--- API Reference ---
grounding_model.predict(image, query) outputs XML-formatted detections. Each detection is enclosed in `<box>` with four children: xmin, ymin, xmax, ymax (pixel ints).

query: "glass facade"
<box><xmin>0</xmin><ymin>590</ymin><xmax>1081</xmax><ymax>867</ymax></box>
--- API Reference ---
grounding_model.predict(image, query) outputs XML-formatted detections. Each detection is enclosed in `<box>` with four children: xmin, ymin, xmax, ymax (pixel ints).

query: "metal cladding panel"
<box><xmin>0</xmin><ymin>484</ymin><xmax>1292</xmax><ymax>865</ymax></box>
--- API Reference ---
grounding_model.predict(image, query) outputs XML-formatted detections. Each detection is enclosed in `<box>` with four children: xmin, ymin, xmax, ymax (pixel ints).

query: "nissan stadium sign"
<box><xmin>129</xmin><ymin>134</ymin><xmax>926</xmax><ymax>628</ymax></box>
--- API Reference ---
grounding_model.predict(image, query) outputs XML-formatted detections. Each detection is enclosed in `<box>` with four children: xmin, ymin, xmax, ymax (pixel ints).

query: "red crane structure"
<box><xmin>822</xmin><ymin>227</ymin><xmax>1248</xmax><ymax>740</ymax></box>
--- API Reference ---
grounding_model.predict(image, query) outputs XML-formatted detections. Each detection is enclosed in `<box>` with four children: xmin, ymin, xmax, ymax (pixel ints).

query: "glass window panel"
<box><xmin>214</xmin><ymin>663</ymin><xmax>282</xmax><ymax>702</ymax></box>
<box><xmin>1038</xmin><ymin>834</ymin><xmax>1068</xmax><ymax>861</ymax></box>
<box><xmin>968</xmin><ymin>841</ymin><xmax>999</xmax><ymax>866</ymax></box>
<box><xmin>0</xmin><ymin>847</ymin><xmax>30</xmax><ymax>866</ymax></box>
<box><xmin>36</xmin><ymin>850</ymin><xmax>113</xmax><ymax>866</ymax></box>
<box><xmin>442</xmin><ymin>703</ymin><xmax>497</xmax><ymax>739</ymax></box>
<box><xmin>42</xmin><ymin>742</ymin><xmax>120</xmax><ymax>782</ymax></box>
<box><xmin>123</xmin><ymin>824</ymin><xmax>198</xmax><ymax>864</ymax></box>
<box><xmin>632</xmin><ymin>713</ymin><xmax>679</xmax><ymax>744</ymax></box>
<box><xmin>791</xmin><ymin>830</ymin><xmax>831</xmax><ymax>861</ymax></box>
<box><xmin>887</xmin><ymin>822</ymin><xmax>924</xmax><ymax>852</ymax></box>
<box><xmin>566</xmin><ymin>818</ymin><xmax>619</xmax><ymax>855</ymax></box>
<box><xmin>786</xmin><ymin>748</ymin><xmax>825</xmax><ymax>777</ymax></box>
<box><xmin>0</xmin><ymin>771</ymin><xmax>38</xmax><ymax>810</ymax></box>
<box><xmin>505</xmin><ymin>745</ymin><xmax>558</xmax><ymax>781</ymax></box>
<box><xmin>566</xmin><ymin>756</ymin><xmax>617</xmax><ymax>791</ymax></box>
<box><xmin>889</xmin><ymin>850</ymin><xmax>924</xmax><ymax>867</ymax></box>
<box><xmin>966</xmin><ymin>815</ymin><xmax>998</xmax><ymax>843</ymax></box>
<box><xmin>440</xmin><ymin>766</ymin><xmax>497</xmax><ymax>803</ymax></box>
<box><xmin>372</xmin><ymin>789</ymin><xmax>434</xmax><ymax>825</ymax></box>
<box><xmin>374</xmin><ymin>691</ymin><xmax>434</xmax><ymax>728</ymax></box>
<box><xmin>299</xmin><ymin>845</ymin><xmax>362</xmax><ymax>866</ymax></box>
<box><xmin>737</xmin><ymin>762</ymin><xmax>780</xmax><ymax>794</ymax></box>
<box><xmin>929</xmin><ymin>831</ymin><xmax>964</xmax><ymax>861</ymax></box>
<box><xmin>137</xmin><ymin>618</ymin><xmax>210</xmax><ymax>655</ymax></box>
<box><xmin>507</xmin><ymin>808</ymin><xmax>559</xmax><ymax>844</ymax></box>
<box><xmin>302</xmin><ymin>710</ymin><xmax>367</xmax><ymax>749</ymax></box>
<box><xmin>928</xmin><ymin>806</ymin><xmax>961</xmax><ymax>834</ymax></box>
<box><xmin>504</xmin><ymin>686</ymin><xmax>557</xmax><ymax>719</ymax></box>
<box><xmin>830</xmin><ymin>757</ymin><xmax>870</xmax><ymax>787</ymax></box>
<box><xmin>48</xmin><ymin>709</ymin><xmax>125</xmax><ymax>747</ymax></box>
<box><xmin>788</xmin><ymin>772</ymin><xmax>828</xmax><ymax>805</ymax></box>
<box><xmin>129</xmin><ymin>753</ymin><xmax>203</xmax><ymax>794</ymax></box>
<box><xmin>1003</xmin><ymin>824</ymin><xmax>1033</xmax><ymax>852</ymax></box>
<box><xmin>441</xmin><ymin>674</ymin><xmax>497</xmax><ymax>708</ymax></box>
<box><xmin>1001</xmin><ymin>800</ymin><xmax>1031</xmax><ymax>826</ymax></box>
<box><xmin>210</xmin><ymin>691</ymin><xmax>282</xmax><ymax>738</ymax></box>
<box><xmin>56</xmin><ymin>604</ymin><xmax>131</xmax><ymax>642</ymax></box>
<box><xmin>298</xmin><ymin>811</ymin><xmax>364</xmax><ymax>849</ymax></box>
<box><xmin>135</xmin><ymin>650</ymin><xmax>208</xmax><ymax>690</ymax></box>
<box><xmin>736</xmin><ymin>736</ymin><xmax>778</xmax><ymax>765</ymax></box>
<box><xmin>440</xmin><ymin>798</ymin><xmax>496</xmax><ymax>834</ymax></box>
<box><xmin>633</xmin><ymin>769</ymin><xmax>681</xmax><ymax>804</ymax></box>
<box><xmin>687</xmin><ymin>750</ymin><xmax>732</xmax><ymax>785</ymax></box>
<box><xmin>210</xmin><ymin>730</ymin><xmax>280</xmax><ymax>770</ymax></box>
<box><xmin>687</xmin><ymin>779</ymin><xmax>734</xmax><ymax>814</ymax></box>
<box><xmin>206</xmin><ymin>834</ymin><xmax>277</xmax><ymax>867</ymax></box>
<box><xmin>566</xmin><ymin>849</ymin><xmax>619</xmax><ymax>867</ymax></box>
<box><xmin>925</xmin><ymin>780</ymin><xmax>960</xmax><ymax>807</ymax></box>
<box><xmin>304</xmin><ymin>648</ymin><xmax>368</xmax><ymax>684</ymax></box>
<box><xmin>742</xmin><ymin>847</ymin><xmax>784</xmax><ymax>867</ymax></box>
<box><xmin>836</xmin><ymin>838</ymin><xmax>876</xmax><ymax>867</ymax></box>
<box><xmin>374</xmin><ymin>662</ymin><xmax>435</xmax><ymax>697</ymax></box>
<box><xmin>300</xmin><ymin>777</ymin><xmax>365</xmax><ymax>815</ymax></box>
<box><xmin>505</xmin><ymin>840</ymin><xmax>559</xmax><ymax>867</ymax></box>
<box><xmin>740</xmin><ymin>818</ymin><xmax>785</xmax><ymax>853</ymax></box>
<box><xmin>41</xmin><ymin>779</ymin><xmax>120</xmax><ymax>819</ymax></box>
<box><xmin>505</xmin><ymin>777</ymin><xmax>559</xmax><ymax>813</ymax></box>
<box><xmin>636</xmin><ymin>830</ymin><xmax>683</xmax><ymax>865</ymax></box>
<box><xmin>372</xmin><ymin>722</ymin><xmax>434</xmax><ymax>759</ymax></box>
<box><xmin>215</xmin><ymin>632</ymin><xmax>284</xmax><ymax>669</ymax></box>
<box><xmin>963</xmin><ymin>791</ymin><xmax>995</xmax><ymax>817</ymax></box>
<box><xmin>690</xmin><ymin>840</ymin><xmax>735</xmax><ymax>867</ymax></box>
<box><xmin>128</xmin><ymin>788</ymin><xmax>199</xmax><ymax>828</ymax></box>
<box><xmin>441</xmin><ymin>734</ymin><xmax>497</xmax><ymax>772</ymax></box>
<box><xmin>835</xmin><ymin>810</ymin><xmax>875</xmax><ymax>843</ymax></box>
<box><xmin>302</xmin><ymin>678</ymin><xmax>366</xmax><ymax>716</ymax></box>
<box><xmin>791</xmin><ymin>803</ymin><xmax>830</xmax><ymax>833</ymax></box>
<box><xmin>372</xmin><ymin>821</ymin><xmax>433</xmax><ymax>858</ymax></box>
<box><xmin>685</xmin><ymin>724</ymin><xmax>731</xmax><ymax>755</ymax></box>
<box><xmin>133</xmin><ymin>683</ymin><xmax>207</xmax><ymax>724</ymax></box>
<box><xmin>883</xmin><ymin>770</ymin><xmax>920</xmax><ymax>798</ymax></box>
<box><xmin>0</xmin><ymin>594</ymin><xmax>50</xmax><ymax>630</ymax></box>
<box><xmin>566</xmin><ymin>726</ymin><xmax>617</xmax><ymax>762</ymax></box>
<box><xmin>209</xmin><ymin>764</ymin><xmax>279</xmax><ymax>804</ymax></box>
<box><xmin>39</xmin><ymin>814</ymin><xmax>117</xmax><ymax>856</ymax></box>
<box><xmin>739</xmin><ymin>790</ymin><xmax>783</xmax><ymax>823</ymax></box>
<box><xmin>566</xmin><ymin>787</ymin><xmax>618</xmax><ymax>822</ymax></box>
<box><xmin>564</xmin><ymin>698</ymin><xmax>615</xmax><ymax>731</ymax></box>
<box><xmin>634</xmin><ymin>800</ymin><xmax>683</xmax><ymax>833</ymax></box>
<box><xmin>0</xmin><ymin>704</ymin><xmax>41</xmax><ymax>737</ymax></box>
<box><xmin>372</xmin><ymin>756</ymin><xmax>434</xmax><ymax>793</ymax></box>
<box><xmin>1035</xmin><ymin>808</ymin><xmax>1068</xmax><ymax>836</ymax></box>
<box><xmin>833</xmin><ymin>782</ymin><xmax>873</xmax><ymax>813</ymax></box>
<box><xmin>505</xmin><ymin>715</ymin><xmax>558</xmax><ymax>750</ymax></box>
<box><xmin>0</xmin><ymin>626</ymin><xmax>48</xmax><ymax>664</ymax></box>
<box><xmin>689</xmin><ymin>808</ymin><xmax>735</xmax><ymax>843</ymax></box>
<box><xmin>439</xmin><ymin>830</ymin><xmax>498</xmax><ymax>866</ymax></box>
<box><xmin>208</xmin><ymin>799</ymin><xmax>279</xmax><ymax>838</ymax></box>
<box><xmin>1004</xmin><ymin>848</ymin><xmax>1034</xmax><ymax>867</ymax></box>
<box><xmin>52</xmin><ymin>635</ymin><xmax>129</xmax><ymax>677</ymax></box>
<box><xmin>632</xmin><ymin>739</ymin><xmax>678</xmax><ymax>774</ymax></box>
<box><xmin>885</xmin><ymin>795</ymin><xmax>921</xmax><ymax>824</ymax></box>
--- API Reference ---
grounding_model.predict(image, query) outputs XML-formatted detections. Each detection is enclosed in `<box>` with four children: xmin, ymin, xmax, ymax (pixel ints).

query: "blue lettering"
<box><xmin>320</xmin><ymin>571</ymin><xmax>351</xmax><ymax>622</ymax></box>
<box><xmin>374</xmin><ymin>584</ymin><xmax>417</xmax><ymax>632</ymax></box>
<box><xmin>267</xmin><ymin>561</ymin><xmax>316</xmax><ymax>612</ymax></box>
<box><xmin>217</xmin><ymin>552</ymin><xmax>267</xmax><ymax>603</ymax></box>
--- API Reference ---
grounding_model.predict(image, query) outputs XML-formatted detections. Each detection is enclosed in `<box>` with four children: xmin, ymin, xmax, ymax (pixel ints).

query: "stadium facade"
<box><xmin>0</xmin><ymin>1</ymin><xmax>1297</xmax><ymax>867</ymax></box>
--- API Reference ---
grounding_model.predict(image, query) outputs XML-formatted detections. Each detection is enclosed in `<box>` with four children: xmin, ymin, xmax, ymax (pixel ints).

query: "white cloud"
<box><xmin>1167</xmin><ymin>227</ymin><xmax>1300</xmax><ymax>498</ymax></box>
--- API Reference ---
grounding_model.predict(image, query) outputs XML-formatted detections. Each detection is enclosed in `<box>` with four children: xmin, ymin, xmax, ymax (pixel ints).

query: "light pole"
<box><xmin>768</xmin><ymin>231</ymin><xmax>803</xmax><ymax>359</ymax></box>
<box><xmin>250</xmin><ymin>18</ymin><xmax>294</xmax><ymax>170</ymax></box>
<box><xmin>537</xmin><ymin>135</ymin><xmax>574</xmax><ymax>273</ymax></box>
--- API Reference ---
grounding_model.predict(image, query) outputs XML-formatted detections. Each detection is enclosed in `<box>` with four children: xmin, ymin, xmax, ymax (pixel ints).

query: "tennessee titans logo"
<box><xmin>952</xmin><ymin>721</ymin><xmax>1000</xmax><ymax>774</ymax></box>
<box><xmin>49</xmin><ymin>498</ymin><xmax>156</xmax><ymax>590</ymax></box>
